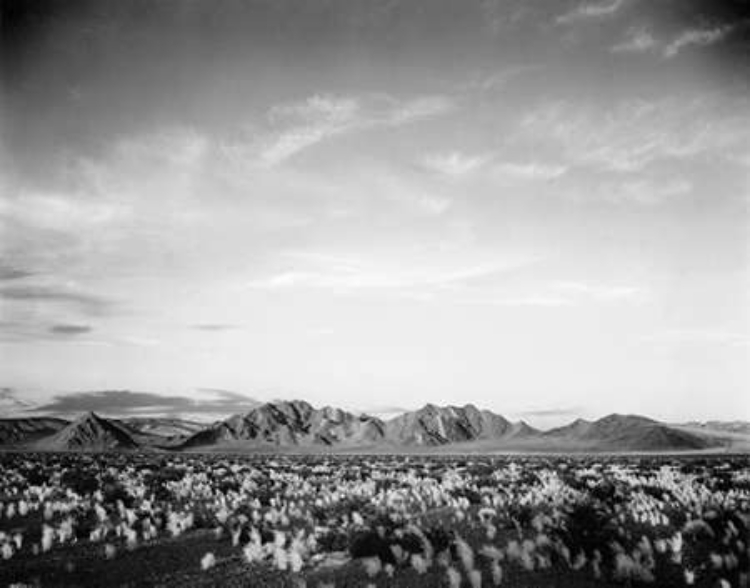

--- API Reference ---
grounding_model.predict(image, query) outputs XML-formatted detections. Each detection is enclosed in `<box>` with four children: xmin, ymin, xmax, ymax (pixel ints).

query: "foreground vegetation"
<box><xmin>0</xmin><ymin>453</ymin><xmax>748</xmax><ymax>587</ymax></box>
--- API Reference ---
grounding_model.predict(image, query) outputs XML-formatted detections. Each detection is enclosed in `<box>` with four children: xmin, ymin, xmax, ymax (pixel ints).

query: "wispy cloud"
<box><xmin>664</xmin><ymin>25</ymin><xmax>733</xmax><ymax>58</ymax></box>
<box><xmin>34</xmin><ymin>389</ymin><xmax>261</xmax><ymax>417</ymax></box>
<box><xmin>421</xmin><ymin>152</ymin><xmax>491</xmax><ymax>177</ymax></box>
<box><xmin>0</xmin><ymin>387</ymin><xmax>34</xmax><ymax>415</ymax></box>
<box><xmin>236</xmin><ymin>94</ymin><xmax>453</xmax><ymax>167</ymax></box>
<box><xmin>50</xmin><ymin>324</ymin><xmax>92</xmax><ymax>335</ymax></box>
<box><xmin>552</xmin><ymin>280</ymin><xmax>645</xmax><ymax>302</ymax></box>
<box><xmin>0</xmin><ymin>191</ymin><xmax>130</xmax><ymax>231</ymax></box>
<box><xmin>454</xmin><ymin>280</ymin><xmax>645</xmax><ymax>308</ymax></box>
<box><xmin>598</xmin><ymin>178</ymin><xmax>691</xmax><ymax>205</ymax></box>
<box><xmin>466</xmin><ymin>65</ymin><xmax>543</xmax><ymax>93</ymax></box>
<box><xmin>420</xmin><ymin>153</ymin><xmax>567</xmax><ymax>183</ymax></box>
<box><xmin>611</xmin><ymin>28</ymin><xmax>657</xmax><ymax>53</ymax></box>
<box><xmin>0</xmin><ymin>263</ymin><xmax>34</xmax><ymax>281</ymax></box>
<box><xmin>556</xmin><ymin>0</ymin><xmax>626</xmax><ymax>25</ymax></box>
<box><xmin>0</xmin><ymin>285</ymin><xmax>112</xmax><ymax>315</ymax></box>
<box><xmin>518</xmin><ymin>407</ymin><xmax>582</xmax><ymax>417</ymax></box>
<box><xmin>190</xmin><ymin>324</ymin><xmax>239</xmax><ymax>332</ymax></box>
<box><xmin>491</xmin><ymin>162</ymin><xmax>568</xmax><ymax>182</ymax></box>
<box><xmin>246</xmin><ymin>254</ymin><xmax>540</xmax><ymax>294</ymax></box>
<box><xmin>520</xmin><ymin>98</ymin><xmax>750</xmax><ymax>173</ymax></box>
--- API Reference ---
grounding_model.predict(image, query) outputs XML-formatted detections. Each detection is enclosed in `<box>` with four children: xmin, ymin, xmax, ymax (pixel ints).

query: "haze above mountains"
<box><xmin>1</xmin><ymin>397</ymin><xmax>747</xmax><ymax>454</ymax></box>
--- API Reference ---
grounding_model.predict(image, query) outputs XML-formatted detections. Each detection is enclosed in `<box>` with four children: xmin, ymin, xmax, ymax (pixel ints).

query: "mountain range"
<box><xmin>1</xmin><ymin>399</ymin><xmax>746</xmax><ymax>453</ymax></box>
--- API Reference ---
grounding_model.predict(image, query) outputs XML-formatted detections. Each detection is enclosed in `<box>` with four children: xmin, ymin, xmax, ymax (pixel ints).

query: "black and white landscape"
<box><xmin>1</xmin><ymin>0</ymin><xmax>749</xmax><ymax>586</ymax></box>
<box><xmin>2</xmin><ymin>398</ymin><xmax>749</xmax><ymax>453</ymax></box>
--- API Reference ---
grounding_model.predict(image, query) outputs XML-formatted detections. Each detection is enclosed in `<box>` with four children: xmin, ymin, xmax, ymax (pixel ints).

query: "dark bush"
<box><xmin>61</xmin><ymin>469</ymin><xmax>99</xmax><ymax>496</ymax></box>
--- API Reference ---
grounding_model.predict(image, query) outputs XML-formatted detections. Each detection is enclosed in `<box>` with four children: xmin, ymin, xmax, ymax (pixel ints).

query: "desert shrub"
<box><xmin>349</xmin><ymin>530</ymin><xmax>393</xmax><ymax>561</ymax></box>
<box><xmin>318</xmin><ymin>528</ymin><xmax>350</xmax><ymax>552</ymax></box>
<box><xmin>424</xmin><ymin>525</ymin><xmax>452</xmax><ymax>554</ymax></box>
<box><xmin>563</xmin><ymin>500</ymin><xmax>618</xmax><ymax>559</ymax></box>
<box><xmin>454</xmin><ymin>487</ymin><xmax>482</xmax><ymax>505</ymax></box>
<box><xmin>61</xmin><ymin>468</ymin><xmax>99</xmax><ymax>496</ymax></box>
<box><xmin>101</xmin><ymin>478</ymin><xmax>133</xmax><ymax>508</ymax></box>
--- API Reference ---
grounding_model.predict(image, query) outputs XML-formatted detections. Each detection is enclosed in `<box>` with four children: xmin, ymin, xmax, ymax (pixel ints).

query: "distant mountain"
<box><xmin>0</xmin><ymin>401</ymin><xmax>734</xmax><ymax>453</ymax></box>
<box><xmin>181</xmin><ymin>400</ymin><xmax>385</xmax><ymax>449</ymax></box>
<box><xmin>384</xmin><ymin>403</ymin><xmax>526</xmax><ymax>445</ymax></box>
<box><xmin>39</xmin><ymin>412</ymin><xmax>140</xmax><ymax>451</ymax></box>
<box><xmin>545</xmin><ymin>414</ymin><xmax>715</xmax><ymax>451</ymax></box>
<box><xmin>0</xmin><ymin>417</ymin><xmax>69</xmax><ymax>445</ymax></box>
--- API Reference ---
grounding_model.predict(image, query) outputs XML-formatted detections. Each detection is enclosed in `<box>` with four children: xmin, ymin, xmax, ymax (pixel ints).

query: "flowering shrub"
<box><xmin>0</xmin><ymin>453</ymin><xmax>747</xmax><ymax>587</ymax></box>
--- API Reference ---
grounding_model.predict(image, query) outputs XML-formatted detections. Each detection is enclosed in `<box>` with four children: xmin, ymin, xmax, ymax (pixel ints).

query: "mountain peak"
<box><xmin>41</xmin><ymin>412</ymin><xmax>139</xmax><ymax>451</ymax></box>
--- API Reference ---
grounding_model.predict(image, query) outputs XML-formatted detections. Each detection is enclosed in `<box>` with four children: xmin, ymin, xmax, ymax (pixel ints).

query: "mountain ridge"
<box><xmin>0</xmin><ymin>402</ymin><xmax>736</xmax><ymax>453</ymax></box>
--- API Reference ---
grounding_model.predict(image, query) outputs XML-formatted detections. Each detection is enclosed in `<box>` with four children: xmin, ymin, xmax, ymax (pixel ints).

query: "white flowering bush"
<box><xmin>0</xmin><ymin>453</ymin><xmax>748</xmax><ymax>587</ymax></box>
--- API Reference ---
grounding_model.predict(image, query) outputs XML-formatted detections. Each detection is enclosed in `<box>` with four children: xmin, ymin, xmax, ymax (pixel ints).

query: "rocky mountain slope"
<box><xmin>39</xmin><ymin>412</ymin><xmax>140</xmax><ymax>451</ymax></box>
<box><xmin>181</xmin><ymin>400</ymin><xmax>384</xmax><ymax>448</ymax></box>
<box><xmin>0</xmin><ymin>402</ymin><xmax>732</xmax><ymax>453</ymax></box>
<box><xmin>544</xmin><ymin>414</ymin><xmax>714</xmax><ymax>451</ymax></box>
<box><xmin>0</xmin><ymin>417</ymin><xmax>69</xmax><ymax>445</ymax></box>
<box><xmin>383</xmin><ymin>403</ymin><xmax>535</xmax><ymax>445</ymax></box>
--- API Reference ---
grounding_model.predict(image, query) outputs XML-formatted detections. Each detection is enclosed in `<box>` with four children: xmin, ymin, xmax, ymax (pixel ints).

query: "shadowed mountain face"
<box><xmin>0</xmin><ymin>417</ymin><xmax>69</xmax><ymax>445</ymax></box>
<box><xmin>384</xmin><ymin>403</ymin><xmax>526</xmax><ymax>445</ymax></box>
<box><xmin>182</xmin><ymin>401</ymin><xmax>385</xmax><ymax>448</ymax></box>
<box><xmin>545</xmin><ymin>414</ymin><xmax>714</xmax><ymax>451</ymax></box>
<box><xmin>0</xmin><ymin>403</ymin><xmax>728</xmax><ymax>453</ymax></box>
<box><xmin>39</xmin><ymin>412</ymin><xmax>140</xmax><ymax>451</ymax></box>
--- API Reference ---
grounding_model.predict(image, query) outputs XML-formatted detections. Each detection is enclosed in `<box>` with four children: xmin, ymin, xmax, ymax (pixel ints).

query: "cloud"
<box><xmin>491</xmin><ymin>162</ymin><xmax>568</xmax><ymax>182</ymax></box>
<box><xmin>421</xmin><ymin>152</ymin><xmax>492</xmax><ymax>177</ymax></box>
<box><xmin>467</xmin><ymin>65</ymin><xmax>544</xmax><ymax>92</ymax></box>
<box><xmin>190</xmin><ymin>324</ymin><xmax>239</xmax><ymax>331</ymax></box>
<box><xmin>246</xmin><ymin>257</ymin><xmax>538</xmax><ymax>294</ymax></box>
<box><xmin>516</xmin><ymin>408</ymin><xmax>581</xmax><ymax>418</ymax></box>
<box><xmin>235</xmin><ymin>93</ymin><xmax>454</xmax><ymax>167</ymax></box>
<box><xmin>50</xmin><ymin>324</ymin><xmax>92</xmax><ymax>335</ymax></box>
<box><xmin>664</xmin><ymin>26</ymin><xmax>733</xmax><ymax>58</ymax></box>
<box><xmin>0</xmin><ymin>263</ymin><xmax>34</xmax><ymax>281</ymax></box>
<box><xmin>420</xmin><ymin>153</ymin><xmax>567</xmax><ymax>182</ymax></box>
<box><xmin>34</xmin><ymin>389</ymin><xmax>261</xmax><ymax>417</ymax></box>
<box><xmin>552</xmin><ymin>280</ymin><xmax>645</xmax><ymax>302</ymax></box>
<box><xmin>1</xmin><ymin>192</ymin><xmax>130</xmax><ymax>231</ymax></box>
<box><xmin>600</xmin><ymin>178</ymin><xmax>691</xmax><ymax>205</ymax></box>
<box><xmin>0</xmin><ymin>387</ymin><xmax>34</xmax><ymax>415</ymax></box>
<box><xmin>0</xmin><ymin>285</ymin><xmax>112</xmax><ymax>315</ymax></box>
<box><xmin>510</xmin><ymin>406</ymin><xmax>585</xmax><ymax>429</ymax></box>
<box><xmin>520</xmin><ymin>98</ymin><xmax>750</xmax><ymax>173</ymax></box>
<box><xmin>556</xmin><ymin>0</ymin><xmax>625</xmax><ymax>24</ymax></box>
<box><xmin>611</xmin><ymin>28</ymin><xmax>657</xmax><ymax>53</ymax></box>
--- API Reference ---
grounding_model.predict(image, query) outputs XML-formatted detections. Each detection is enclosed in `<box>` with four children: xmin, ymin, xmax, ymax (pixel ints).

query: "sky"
<box><xmin>1</xmin><ymin>0</ymin><xmax>749</xmax><ymax>426</ymax></box>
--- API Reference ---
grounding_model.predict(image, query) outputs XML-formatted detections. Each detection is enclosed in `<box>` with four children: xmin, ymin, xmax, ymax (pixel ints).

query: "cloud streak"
<box><xmin>237</xmin><ymin>93</ymin><xmax>454</xmax><ymax>167</ymax></box>
<box><xmin>421</xmin><ymin>152</ymin><xmax>491</xmax><ymax>177</ymax></box>
<box><xmin>611</xmin><ymin>28</ymin><xmax>657</xmax><ymax>54</ymax></box>
<box><xmin>664</xmin><ymin>26</ymin><xmax>734</xmax><ymax>58</ymax></box>
<box><xmin>34</xmin><ymin>389</ymin><xmax>261</xmax><ymax>417</ymax></box>
<box><xmin>246</xmin><ymin>256</ymin><xmax>540</xmax><ymax>294</ymax></box>
<box><xmin>556</xmin><ymin>0</ymin><xmax>626</xmax><ymax>24</ymax></box>
<box><xmin>190</xmin><ymin>324</ymin><xmax>239</xmax><ymax>332</ymax></box>
<box><xmin>520</xmin><ymin>98</ymin><xmax>750</xmax><ymax>173</ymax></box>
<box><xmin>0</xmin><ymin>263</ymin><xmax>34</xmax><ymax>281</ymax></box>
<box><xmin>50</xmin><ymin>324</ymin><xmax>92</xmax><ymax>335</ymax></box>
<box><xmin>0</xmin><ymin>285</ymin><xmax>112</xmax><ymax>315</ymax></box>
